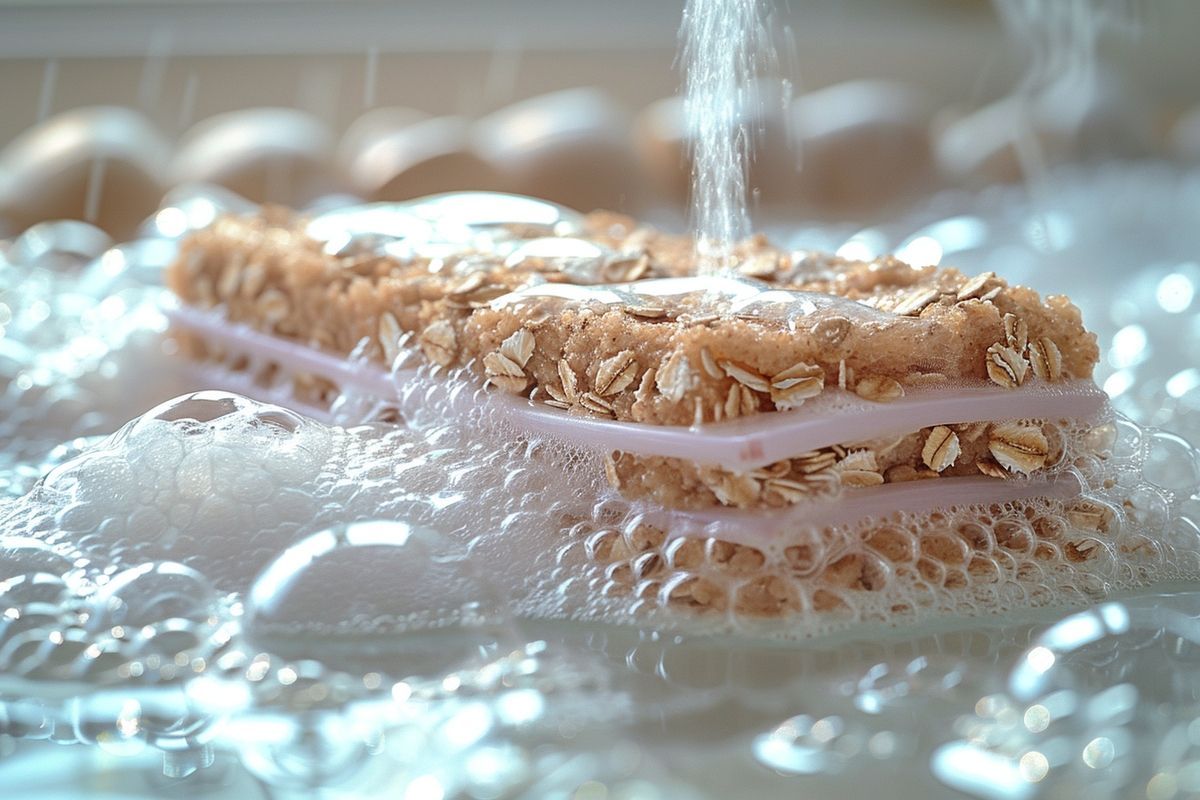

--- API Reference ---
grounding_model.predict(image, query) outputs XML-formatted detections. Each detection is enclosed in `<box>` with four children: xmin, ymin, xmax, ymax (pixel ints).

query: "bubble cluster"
<box><xmin>932</xmin><ymin>600</ymin><xmax>1200</xmax><ymax>799</ymax></box>
<box><xmin>549</xmin><ymin>408</ymin><xmax>1200</xmax><ymax>634</ymax></box>
<box><xmin>3</xmin><ymin>363</ymin><xmax>1196</xmax><ymax>651</ymax></box>
<box><xmin>2</xmin><ymin>173</ymin><xmax>1200</xmax><ymax>796</ymax></box>
<box><xmin>0</xmin><ymin>218</ymin><xmax>176</xmax><ymax>498</ymax></box>
<box><xmin>3</xmin><ymin>391</ymin><xmax>337</xmax><ymax>586</ymax></box>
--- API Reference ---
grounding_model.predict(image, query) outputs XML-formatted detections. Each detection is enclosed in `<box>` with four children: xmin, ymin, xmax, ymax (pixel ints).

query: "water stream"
<box><xmin>679</xmin><ymin>0</ymin><xmax>779</xmax><ymax>272</ymax></box>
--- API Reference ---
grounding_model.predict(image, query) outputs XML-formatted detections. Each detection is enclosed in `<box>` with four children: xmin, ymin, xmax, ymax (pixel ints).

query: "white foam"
<box><xmin>3</xmin><ymin>351</ymin><xmax>1197</xmax><ymax>641</ymax></box>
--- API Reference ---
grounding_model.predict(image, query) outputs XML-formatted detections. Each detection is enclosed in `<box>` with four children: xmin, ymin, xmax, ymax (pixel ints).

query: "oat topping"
<box><xmin>257</xmin><ymin>288</ymin><xmax>290</xmax><ymax>326</ymax></box>
<box><xmin>483</xmin><ymin>351</ymin><xmax>527</xmax><ymax>393</ymax></box>
<box><xmin>921</xmin><ymin>426</ymin><xmax>961</xmax><ymax>472</ymax></box>
<box><xmin>954</xmin><ymin>421</ymin><xmax>989</xmax><ymax>443</ymax></box>
<box><xmin>378</xmin><ymin>311</ymin><xmax>403</xmax><ymax>365</ymax></box>
<box><xmin>595</xmin><ymin>350</ymin><xmax>639</xmax><ymax>396</ymax></box>
<box><xmin>604</xmin><ymin>253</ymin><xmax>651</xmax><ymax>282</ymax></box>
<box><xmin>720</xmin><ymin>360</ymin><xmax>771</xmax><ymax>394</ymax></box>
<box><xmin>635</xmin><ymin>367</ymin><xmax>657</xmax><ymax>404</ymax></box>
<box><xmin>835</xmin><ymin>449</ymin><xmax>885</xmax><ymax>488</ymax></box>
<box><xmin>655</xmin><ymin>350</ymin><xmax>695</xmax><ymax>404</ymax></box>
<box><xmin>956</xmin><ymin>271</ymin><xmax>996</xmax><ymax>301</ymax></box>
<box><xmin>498</xmin><ymin>328</ymin><xmax>535</xmax><ymax>369</ymax></box>
<box><xmin>770</xmin><ymin>373</ymin><xmax>824</xmax><ymax>410</ymax></box>
<box><xmin>986</xmin><ymin>343</ymin><xmax>1029</xmax><ymax>389</ymax></box>
<box><xmin>600</xmin><ymin>415</ymin><xmax>1079</xmax><ymax>511</ymax></box>
<box><xmin>987</xmin><ymin>420</ymin><xmax>1050</xmax><ymax>475</ymax></box>
<box><xmin>1029</xmin><ymin>337</ymin><xmax>1063</xmax><ymax>382</ymax></box>
<box><xmin>763</xmin><ymin>478</ymin><xmax>813</xmax><ymax>504</ymax></box>
<box><xmin>241</xmin><ymin>262</ymin><xmax>267</xmax><ymax>299</ymax></box>
<box><xmin>892</xmin><ymin>287</ymin><xmax>941</xmax><ymax>316</ymax></box>
<box><xmin>721</xmin><ymin>383</ymin><xmax>758</xmax><ymax>420</ymax></box>
<box><xmin>603</xmin><ymin>452</ymin><xmax>621</xmax><ymax>488</ymax></box>
<box><xmin>976</xmin><ymin>458</ymin><xmax>1009</xmax><ymax>479</ymax></box>
<box><xmin>855</xmin><ymin>375</ymin><xmax>905</xmax><ymax>403</ymax></box>
<box><xmin>1003</xmin><ymin>313</ymin><xmax>1029</xmax><ymax>353</ymax></box>
<box><xmin>699</xmin><ymin>346</ymin><xmax>723</xmax><ymax>380</ymax></box>
<box><xmin>625</xmin><ymin>305</ymin><xmax>667</xmax><ymax>319</ymax></box>
<box><xmin>557</xmin><ymin>359</ymin><xmax>580</xmax><ymax>403</ymax></box>
<box><xmin>217</xmin><ymin>258</ymin><xmax>243</xmax><ymax>299</ymax></box>
<box><xmin>579</xmin><ymin>392</ymin><xmax>614</xmax><ymax>416</ymax></box>
<box><xmin>419</xmin><ymin>320</ymin><xmax>457</xmax><ymax>367</ymax></box>
<box><xmin>738</xmin><ymin>252</ymin><xmax>781</xmax><ymax>279</ymax></box>
<box><xmin>796</xmin><ymin>449</ymin><xmax>838</xmax><ymax>474</ymax></box>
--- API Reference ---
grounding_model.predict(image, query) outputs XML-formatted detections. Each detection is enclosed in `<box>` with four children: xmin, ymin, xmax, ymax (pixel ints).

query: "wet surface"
<box><xmin>0</xmin><ymin>171</ymin><xmax>1199</xmax><ymax>798</ymax></box>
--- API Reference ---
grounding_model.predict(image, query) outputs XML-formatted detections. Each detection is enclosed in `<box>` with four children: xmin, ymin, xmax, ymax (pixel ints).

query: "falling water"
<box><xmin>36</xmin><ymin>59</ymin><xmax>58</xmax><ymax>123</ymax></box>
<box><xmin>83</xmin><ymin>157</ymin><xmax>107</xmax><ymax>225</ymax></box>
<box><xmin>177</xmin><ymin>71</ymin><xmax>199</xmax><ymax>132</ymax></box>
<box><xmin>679</xmin><ymin>0</ymin><xmax>777</xmax><ymax>273</ymax></box>
<box><xmin>136</xmin><ymin>29</ymin><xmax>172</xmax><ymax>111</ymax></box>
<box><xmin>364</xmin><ymin>45</ymin><xmax>380</xmax><ymax>108</ymax></box>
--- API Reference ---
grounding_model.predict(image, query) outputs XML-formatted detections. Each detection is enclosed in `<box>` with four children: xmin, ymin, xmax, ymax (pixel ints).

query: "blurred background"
<box><xmin>2</xmin><ymin>0</ymin><xmax>1200</xmax><ymax>241</ymax></box>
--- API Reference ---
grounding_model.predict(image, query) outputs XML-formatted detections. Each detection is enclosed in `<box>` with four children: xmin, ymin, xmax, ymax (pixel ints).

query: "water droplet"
<box><xmin>1018</xmin><ymin>750</ymin><xmax>1049</xmax><ymax>782</ymax></box>
<box><xmin>1082</xmin><ymin>735</ymin><xmax>1116</xmax><ymax>769</ymax></box>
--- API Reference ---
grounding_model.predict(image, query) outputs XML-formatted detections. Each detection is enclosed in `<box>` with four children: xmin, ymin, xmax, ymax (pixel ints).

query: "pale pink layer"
<box><xmin>168</xmin><ymin>303</ymin><xmax>1105</xmax><ymax>471</ymax></box>
<box><xmin>634</xmin><ymin>474</ymin><xmax>1081</xmax><ymax>547</ymax></box>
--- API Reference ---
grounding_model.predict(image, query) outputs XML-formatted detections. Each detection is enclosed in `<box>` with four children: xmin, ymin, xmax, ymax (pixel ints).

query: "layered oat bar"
<box><xmin>168</xmin><ymin>206</ymin><xmax>1100</xmax><ymax>514</ymax></box>
<box><xmin>165</xmin><ymin>199</ymin><xmax>1159</xmax><ymax>621</ymax></box>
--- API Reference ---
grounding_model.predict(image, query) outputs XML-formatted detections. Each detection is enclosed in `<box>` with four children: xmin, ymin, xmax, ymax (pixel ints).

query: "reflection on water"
<box><xmin>0</xmin><ymin>171</ymin><xmax>1199</xmax><ymax>797</ymax></box>
<box><xmin>932</xmin><ymin>596</ymin><xmax>1200</xmax><ymax>799</ymax></box>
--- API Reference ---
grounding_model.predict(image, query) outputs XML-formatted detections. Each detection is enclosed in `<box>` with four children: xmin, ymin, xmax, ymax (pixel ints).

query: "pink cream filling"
<box><xmin>168</xmin><ymin>302</ymin><xmax>1105</xmax><ymax>470</ymax></box>
<box><xmin>168</xmin><ymin>302</ymin><xmax>1102</xmax><ymax>547</ymax></box>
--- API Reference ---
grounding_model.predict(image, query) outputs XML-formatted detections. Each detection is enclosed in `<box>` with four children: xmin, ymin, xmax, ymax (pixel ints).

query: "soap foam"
<box><xmin>5</xmin><ymin>333</ymin><xmax>1198</xmax><ymax>643</ymax></box>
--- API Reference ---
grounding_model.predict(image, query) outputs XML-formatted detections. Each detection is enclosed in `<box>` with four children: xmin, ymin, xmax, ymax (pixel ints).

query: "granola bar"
<box><xmin>163</xmin><ymin>199</ymin><xmax>1192</xmax><ymax>624</ymax></box>
<box><xmin>168</xmin><ymin>206</ymin><xmax>1100</xmax><ymax>511</ymax></box>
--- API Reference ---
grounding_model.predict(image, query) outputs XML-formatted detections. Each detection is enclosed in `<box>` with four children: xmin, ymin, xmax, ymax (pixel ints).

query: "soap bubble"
<box><xmin>86</xmin><ymin>561</ymin><xmax>216</xmax><ymax>633</ymax></box>
<box><xmin>1143</xmin><ymin>431</ymin><xmax>1200</xmax><ymax>494</ymax></box>
<box><xmin>145</xmin><ymin>183</ymin><xmax>258</xmax><ymax>240</ymax></box>
<box><xmin>0</xmin><ymin>537</ymin><xmax>75</xmax><ymax>582</ymax></box>
<box><xmin>0</xmin><ymin>572</ymin><xmax>69</xmax><ymax>608</ymax></box>
<box><xmin>9</xmin><ymin>220</ymin><xmax>112</xmax><ymax>272</ymax></box>
<box><xmin>143</xmin><ymin>390</ymin><xmax>250</xmax><ymax>425</ymax></box>
<box><xmin>235</xmin><ymin>707</ymin><xmax>378</xmax><ymax>790</ymax></box>
<box><xmin>245</xmin><ymin>519</ymin><xmax>519</xmax><ymax>679</ymax></box>
<box><xmin>16</xmin><ymin>391</ymin><xmax>334</xmax><ymax>585</ymax></box>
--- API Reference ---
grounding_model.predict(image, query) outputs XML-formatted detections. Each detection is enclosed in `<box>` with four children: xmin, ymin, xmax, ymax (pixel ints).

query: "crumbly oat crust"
<box><xmin>169</xmin><ymin>211</ymin><xmax>1098</xmax><ymax>430</ymax></box>
<box><xmin>167</xmin><ymin>208</ymin><xmax>1123</xmax><ymax>617</ymax></box>
<box><xmin>604</xmin><ymin>418</ymin><xmax>1069</xmax><ymax>511</ymax></box>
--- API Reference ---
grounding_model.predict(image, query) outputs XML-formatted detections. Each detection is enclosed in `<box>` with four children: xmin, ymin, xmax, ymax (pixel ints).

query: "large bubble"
<box><xmin>245</xmin><ymin>519</ymin><xmax>520</xmax><ymax>678</ymax></box>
